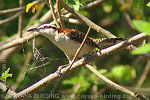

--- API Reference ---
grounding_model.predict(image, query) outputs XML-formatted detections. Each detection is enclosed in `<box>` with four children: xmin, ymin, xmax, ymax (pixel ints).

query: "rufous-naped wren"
<box><xmin>28</xmin><ymin>24</ymin><xmax>124</xmax><ymax>63</ymax></box>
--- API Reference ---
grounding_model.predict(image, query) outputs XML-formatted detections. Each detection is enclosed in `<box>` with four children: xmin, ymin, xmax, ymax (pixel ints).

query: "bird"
<box><xmin>27</xmin><ymin>24</ymin><xmax>124</xmax><ymax>64</ymax></box>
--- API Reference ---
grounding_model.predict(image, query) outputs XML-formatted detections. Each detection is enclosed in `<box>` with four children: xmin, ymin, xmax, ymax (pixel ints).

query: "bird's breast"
<box><xmin>46</xmin><ymin>33</ymin><xmax>93</xmax><ymax>57</ymax></box>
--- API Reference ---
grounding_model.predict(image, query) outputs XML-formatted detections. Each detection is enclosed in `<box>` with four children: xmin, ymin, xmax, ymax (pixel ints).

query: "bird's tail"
<box><xmin>92</xmin><ymin>38</ymin><xmax>125</xmax><ymax>48</ymax></box>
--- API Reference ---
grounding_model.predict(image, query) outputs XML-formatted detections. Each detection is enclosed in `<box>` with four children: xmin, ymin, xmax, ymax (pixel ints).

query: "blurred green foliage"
<box><xmin>111</xmin><ymin>65</ymin><xmax>136</xmax><ymax>83</ymax></box>
<box><xmin>0</xmin><ymin>0</ymin><xmax>150</xmax><ymax>100</ymax></box>
<box><xmin>131</xmin><ymin>20</ymin><xmax>150</xmax><ymax>54</ymax></box>
<box><xmin>132</xmin><ymin>20</ymin><xmax>150</xmax><ymax>35</ymax></box>
<box><xmin>64</xmin><ymin>0</ymin><xmax>81</xmax><ymax>11</ymax></box>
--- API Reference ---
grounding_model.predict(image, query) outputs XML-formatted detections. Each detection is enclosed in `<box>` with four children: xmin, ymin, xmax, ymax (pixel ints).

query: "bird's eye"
<box><xmin>44</xmin><ymin>26</ymin><xmax>49</xmax><ymax>29</ymax></box>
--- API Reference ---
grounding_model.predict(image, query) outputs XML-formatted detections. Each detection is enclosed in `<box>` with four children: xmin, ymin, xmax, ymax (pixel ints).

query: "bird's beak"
<box><xmin>27</xmin><ymin>28</ymin><xmax>39</xmax><ymax>32</ymax></box>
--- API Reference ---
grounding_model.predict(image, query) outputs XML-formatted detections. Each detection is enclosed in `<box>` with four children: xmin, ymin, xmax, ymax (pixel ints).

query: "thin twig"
<box><xmin>59</xmin><ymin>0</ymin><xmax>150</xmax><ymax>60</ymax></box>
<box><xmin>70</xmin><ymin>82</ymin><xmax>80</xmax><ymax>100</ymax></box>
<box><xmin>49</xmin><ymin>27</ymin><xmax>92</xmax><ymax>99</ymax></box>
<box><xmin>0</xmin><ymin>11</ymin><xmax>24</xmax><ymax>25</ymax></box>
<box><xmin>131</xmin><ymin>56</ymin><xmax>142</xmax><ymax>67</ymax></box>
<box><xmin>0</xmin><ymin>7</ymin><xmax>25</xmax><ymax>15</ymax></box>
<box><xmin>18</xmin><ymin>0</ymin><xmax>23</xmax><ymax>38</ymax></box>
<box><xmin>81</xmin><ymin>0</ymin><xmax>108</xmax><ymax>10</ymax></box>
<box><xmin>120</xmin><ymin>0</ymin><xmax>135</xmax><ymax>30</ymax></box>
<box><xmin>0</xmin><ymin>3</ymin><xmax>46</xmax><ymax>67</ymax></box>
<box><xmin>0</xmin><ymin>32</ymin><xmax>40</xmax><ymax>51</ymax></box>
<box><xmin>56</xmin><ymin>0</ymin><xmax>65</xmax><ymax>28</ymax></box>
<box><xmin>0</xmin><ymin>0</ymin><xmax>102</xmax><ymax>45</ymax></box>
<box><xmin>61</xmin><ymin>16</ymin><xmax>84</xmax><ymax>24</ymax></box>
<box><xmin>2</xmin><ymin>32</ymin><xmax>148</xmax><ymax>99</ymax></box>
<box><xmin>124</xmin><ymin>13</ymin><xmax>136</xmax><ymax>29</ymax></box>
<box><xmin>0</xmin><ymin>35</ymin><xmax>19</xmax><ymax>45</ymax></box>
<box><xmin>136</xmin><ymin>60</ymin><xmax>150</xmax><ymax>88</ymax></box>
<box><xmin>127</xmin><ymin>87</ymin><xmax>150</xmax><ymax>93</ymax></box>
<box><xmin>49</xmin><ymin>0</ymin><xmax>60</xmax><ymax>27</ymax></box>
<box><xmin>59</xmin><ymin>0</ymin><xmax>114</xmax><ymax>38</ymax></box>
<box><xmin>66</xmin><ymin>27</ymin><xmax>92</xmax><ymax>72</ymax></box>
<box><xmin>86</xmin><ymin>64</ymin><xmax>149</xmax><ymax>100</ymax></box>
<box><xmin>0</xmin><ymin>0</ymin><xmax>109</xmax><ymax>45</ymax></box>
<box><xmin>23</xmin><ymin>3</ymin><xmax>45</xmax><ymax>32</ymax></box>
<box><xmin>86</xmin><ymin>64</ymin><xmax>134</xmax><ymax>95</ymax></box>
<box><xmin>12</xmin><ymin>52</ymin><xmax>32</xmax><ymax>90</ymax></box>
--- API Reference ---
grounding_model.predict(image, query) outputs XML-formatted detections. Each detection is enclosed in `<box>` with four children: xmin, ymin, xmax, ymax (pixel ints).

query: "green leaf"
<box><xmin>132</xmin><ymin>20</ymin><xmax>150</xmax><ymax>35</ymax></box>
<box><xmin>99</xmin><ymin>69</ymin><xmax>108</xmax><ymax>74</ymax></box>
<box><xmin>132</xmin><ymin>0</ymin><xmax>144</xmax><ymax>8</ymax></box>
<box><xmin>79</xmin><ymin>10</ymin><xmax>90</xmax><ymax>17</ymax></box>
<box><xmin>131</xmin><ymin>44</ymin><xmax>150</xmax><ymax>54</ymax></box>
<box><xmin>102</xmin><ymin>4</ymin><xmax>112</xmax><ymax>13</ymax></box>
<box><xmin>146</xmin><ymin>2</ymin><xmax>150</xmax><ymax>7</ymax></box>
<box><xmin>63</xmin><ymin>73</ymin><xmax>91</xmax><ymax>94</ymax></box>
<box><xmin>63</xmin><ymin>77</ymin><xmax>79</xmax><ymax>85</ymax></box>
<box><xmin>0</xmin><ymin>68</ymin><xmax>13</xmax><ymax>82</ymax></box>
<box><xmin>64</xmin><ymin>0</ymin><xmax>80</xmax><ymax>11</ymax></box>
<box><xmin>111</xmin><ymin>65</ymin><xmax>136</xmax><ymax>82</ymax></box>
<box><xmin>72</xmin><ymin>0</ymin><xmax>80</xmax><ymax>11</ymax></box>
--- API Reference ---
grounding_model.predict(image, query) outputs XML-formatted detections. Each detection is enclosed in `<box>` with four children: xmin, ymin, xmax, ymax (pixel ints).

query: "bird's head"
<box><xmin>27</xmin><ymin>24</ymin><xmax>57</xmax><ymax>35</ymax></box>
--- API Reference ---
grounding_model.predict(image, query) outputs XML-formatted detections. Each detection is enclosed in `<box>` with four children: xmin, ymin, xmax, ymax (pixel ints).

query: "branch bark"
<box><xmin>1</xmin><ymin>32</ymin><xmax>148</xmax><ymax>99</ymax></box>
<box><xmin>49</xmin><ymin>0</ymin><xmax>60</xmax><ymax>27</ymax></box>
<box><xmin>0</xmin><ymin>0</ymin><xmax>115</xmax><ymax>66</ymax></box>
<box><xmin>0</xmin><ymin>7</ymin><xmax>25</xmax><ymax>15</ymax></box>
<box><xmin>0</xmin><ymin>11</ymin><xmax>24</xmax><ymax>25</ymax></box>
<box><xmin>0</xmin><ymin>32</ymin><xmax>40</xmax><ymax>51</ymax></box>
<box><xmin>49</xmin><ymin>27</ymin><xmax>92</xmax><ymax>97</ymax></box>
<box><xmin>59</xmin><ymin>0</ymin><xmax>150</xmax><ymax>60</ymax></box>
<box><xmin>18</xmin><ymin>0</ymin><xmax>24</xmax><ymax>38</ymax></box>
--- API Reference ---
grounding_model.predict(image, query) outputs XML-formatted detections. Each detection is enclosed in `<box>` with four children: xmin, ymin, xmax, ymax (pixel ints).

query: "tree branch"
<box><xmin>49</xmin><ymin>0</ymin><xmax>60</xmax><ymax>27</ymax></box>
<box><xmin>0</xmin><ymin>11</ymin><xmax>24</xmax><ymax>25</ymax></box>
<box><xmin>120</xmin><ymin>0</ymin><xmax>135</xmax><ymax>30</ymax></box>
<box><xmin>56</xmin><ymin>0</ymin><xmax>65</xmax><ymax>28</ymax></box>
<box><xmin>61</xmin><ymin>16</ymin><xmax>84</xmax><ymax>24</ymax></box>
<box><xmin>0</xmin><ymin>7</ymin><xmax>25</xmax><ymax>15</ymax></box>
<box><xmin>0</xmin><ymin>32</ymin><xmax>40</xmax><ymax>51</ymax></box>
<box><xmin>18</xmin><ymin>0</ymin><xmax>24</xmax><ymax>38</ymax></box>
<box><xmin>11</xmin><ymin>52</ymin><xmax>32</xmax><ymax>90</ymax></box>
<box><xmin>136</xmin><ymin>60</ymin><xmax>150</xmax><ymax>88</ymax></box>
<box><xmin>59</xmin><ymin>0</ymin><xmax>114</xmax><ymax>37</ymax></box>
<box><xmin>59</xmin><ymin>0</ymin><xmax>150</xmax><ymax>60</ymax></box>
<box><xmin>0</xmin><ymin>7</ymin><xmax>51</xmax><ymax>67</ymax></box>
<box><xmin>1</xmin><ymin>32</ymin><xmax>148</xmax><ymax>99</ymax></box>
<box><xmin>86</xmin><ymin>64</ymin><xmax>149</xmax><ymax>100</ymax></box>
<box><xmin>81</xmin><ymin>0</ymin><xmax>108</xmax><ymax>10</ymax></box>
<box><xmin>49</xmin><ymin>27</ymin><xmax>92</xmax><ymax>97</ymax></box>
<box><xmin>23</xmin><ymin>3</ymin><xmax>45</xmax><ymax>33</ymax></box>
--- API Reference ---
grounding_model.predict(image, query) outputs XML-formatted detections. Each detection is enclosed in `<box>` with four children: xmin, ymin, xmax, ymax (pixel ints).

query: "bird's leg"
<box><xmin>56</xmin><ymin>53</ymin><xmax>73</xmax><ymax>76</ymax></box>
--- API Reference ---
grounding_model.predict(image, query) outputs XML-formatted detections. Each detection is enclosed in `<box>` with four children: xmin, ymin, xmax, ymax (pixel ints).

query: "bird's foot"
<box><xmin>56</xmin><ymin>64</ymin><xmax>69</xmax><ymax>76</ymax></box>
